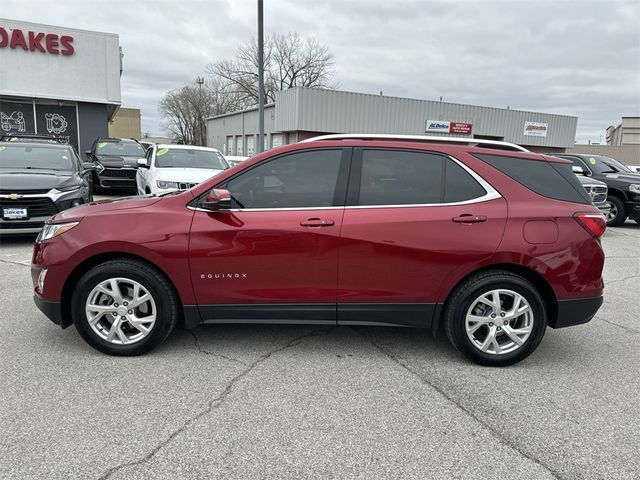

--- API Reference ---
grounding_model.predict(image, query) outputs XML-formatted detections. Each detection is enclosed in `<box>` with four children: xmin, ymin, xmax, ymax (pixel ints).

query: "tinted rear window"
<box><xmin>474</xmin><ymin>154</ymin><xmax>591</xmax><ymax>205</ymax></box>
<box><xmin>359</xmin><ymin>150</ymin><xmax>443</xmax><ymax>205</ymax></box>
<box><xmin>444</xmin><ymin>159</ymin><xmax>487</xmax><ymax>202</ymax></box>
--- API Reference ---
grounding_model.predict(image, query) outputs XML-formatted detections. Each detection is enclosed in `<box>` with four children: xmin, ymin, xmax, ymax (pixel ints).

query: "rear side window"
<box><xmin>474</xmin><ymin>154</ymin><xmax>590</xmax><ymax>204</ymax></box>
<box><xmin>359</xmin><ymin>150</ymin><xmax>443</xmax><ymax>205</ymax></box>
<box><xmin>357</xmin><ymin>149</ymin><xmax>488</xmax><ymax>206</ymax></box>
<box><xmin>444</xmin><ymin>160</ymin><xmax>487</xmax><ymax>203</ymax></box>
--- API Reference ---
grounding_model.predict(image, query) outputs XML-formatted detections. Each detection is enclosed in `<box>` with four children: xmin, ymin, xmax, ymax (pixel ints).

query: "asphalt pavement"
<box><xmin>0</xmin><ymin>217</ymin><xmax>638</xmax><ymax>479</ymax></box>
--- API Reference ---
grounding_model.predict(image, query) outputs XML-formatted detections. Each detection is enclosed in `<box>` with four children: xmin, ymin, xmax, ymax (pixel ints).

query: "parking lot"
<box><xmin>0</xmin><ymin>193</ymin><xmax>639</xmax><ymax>480</ymax></box>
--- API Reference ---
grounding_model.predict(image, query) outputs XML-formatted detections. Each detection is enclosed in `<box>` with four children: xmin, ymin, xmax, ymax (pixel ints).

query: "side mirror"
<box><xmin>201</xmin><ymin>188</ymin><xmax>232</xmax><ymax>211</ymax></box>
<box><xmin>85</xmin><ymin>150</ymin><xmax>92</xmax><ymax>156</ymax></box>
<box><xmin>137</xmin><ymin>158</ymin><xmax>149</xmax><ymax>168</ymax></box>
<box><xmin>82</xmin><ymin>162</ymin><xmax>96</xmax><ymax>171</ymax></box>
<box><xmin>572</xmin><ymin>165</ymin><xmax>587</xmax><ymax>176</ymax></box>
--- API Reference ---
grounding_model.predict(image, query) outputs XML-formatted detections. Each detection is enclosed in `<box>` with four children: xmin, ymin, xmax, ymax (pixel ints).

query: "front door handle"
<box><xmin>452</xmin><ymin>214</ymin><xmax>487</xmax><ymax>224</ymax></box>
<box><xmin>300</xmin><ymin>218</ymin><xmax>335</xmax><ymax>227</ymax></box>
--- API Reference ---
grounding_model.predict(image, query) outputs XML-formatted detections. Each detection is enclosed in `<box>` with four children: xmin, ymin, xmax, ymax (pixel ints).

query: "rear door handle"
<box><xmin>300</xmin><ymin>218</ymin><xmax>335</xmax><ymax>227</ymax></box>
<box><xmin>452</xmin><ymin>214</ymin><xmax>487</xmax><ymax>224</ymax></box>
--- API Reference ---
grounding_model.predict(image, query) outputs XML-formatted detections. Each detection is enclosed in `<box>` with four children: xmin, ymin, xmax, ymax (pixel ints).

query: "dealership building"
<box><xmin>207</xmin><ymin>87</ymin><xmax>578</xmax><ymax>156</ymax></box>
<box><xmin>0</xmin><ymin>18</ymin><xmax>122</xmax><ymax>155</ymax></box>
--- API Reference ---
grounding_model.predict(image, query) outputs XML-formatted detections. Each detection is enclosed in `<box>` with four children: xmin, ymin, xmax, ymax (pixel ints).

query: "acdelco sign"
<box><xmin>0</xmin><ymin>27</ymin><xmax>74</xmax><ymax>56</ymax></box>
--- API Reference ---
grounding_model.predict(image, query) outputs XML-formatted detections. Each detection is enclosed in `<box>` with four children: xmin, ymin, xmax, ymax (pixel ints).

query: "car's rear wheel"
<box><xmin>605</xmin><ymin>196</ymin><xmax>627</xmax><ymax>226</ymax></box>
<box><xmin>71</xmin><ymin>259</ymin><xmax>179</xmax><ymax>355</ymax></box>
<box><xmin>444</xmin><ymin>270</ymin><xmax>547</xmax><ymax>366</ymax></box>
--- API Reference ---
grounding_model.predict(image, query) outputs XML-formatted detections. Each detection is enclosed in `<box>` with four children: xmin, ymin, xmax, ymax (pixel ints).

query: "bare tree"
<box><xmin>206</xmin><ymin>32</ymin><xmax>337</xmax><ymax>107</ymax></box>
<box><xmin>160</xmin><ymin>78</ymin><xmax>243</xmax><ymax>145</ymax></box>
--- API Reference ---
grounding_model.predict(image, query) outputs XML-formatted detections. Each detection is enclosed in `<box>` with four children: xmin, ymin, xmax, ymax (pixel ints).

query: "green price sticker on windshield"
<box><xmin>98</xmin><ymin>142</ymin><xmax>107</xmax><ymax>148</ymax></box>
<box><xmin>9</xmin><ymin>137</ymin><xmax>18</xmax><ymax>141</ymax></box>
<box><xmin>0</xmin><ymin>146</ymin><xmax>5</xmax><ymax>152</ymax></box>
<box><xmin>156</xmin><ymin>148</ymin><xmax>169</xmax><ymax>156</ymax></box>
<box><xmin>589</xmin><ymin>157</ymin><xmax>596</xmax><ymax>165</ymax></box>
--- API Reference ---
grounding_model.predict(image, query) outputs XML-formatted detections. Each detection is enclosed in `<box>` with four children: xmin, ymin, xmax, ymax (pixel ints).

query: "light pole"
<box><xmin>257</xmin><ymin>0</ymin><xmax>265</xmax><ymax>154</ymax></box>
<box><xmin>196</xmin><ymin>76</ymin><xmax>204</xmax><ymax>145</ymax></box>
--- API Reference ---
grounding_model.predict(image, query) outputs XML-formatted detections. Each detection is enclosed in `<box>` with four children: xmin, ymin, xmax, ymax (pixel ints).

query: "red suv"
<box><xmin>31</xmin><ymin>135</ymin><xmax>606</xmax><ymax>366</ymax></box>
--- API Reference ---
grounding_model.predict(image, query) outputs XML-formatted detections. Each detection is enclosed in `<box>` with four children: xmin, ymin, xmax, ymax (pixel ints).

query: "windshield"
<box><xmin>590</xmin><ymin>155</ymin><xmax>634</xmax><ymax>174</ymax></box>
<box><xmin>154</xmin><ymin>148</ymin><xmax>228</xmax><ymax>169</ymax></box>
<box><xmin>0</xmin><ymin>145</ymin><xmax>75</xmax><ymax>170</ymax></box>
<box><xmin>97</xmin><ymin>141</ymin><xmax>146</xmax><ymax>157</ymax></box>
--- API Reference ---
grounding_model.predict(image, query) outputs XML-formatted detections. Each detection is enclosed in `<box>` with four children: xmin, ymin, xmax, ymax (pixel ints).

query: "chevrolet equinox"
<box><xmin>32</xmin><ymin>135</ymin><xmax>606</xmax><ymax>366</ymax></box>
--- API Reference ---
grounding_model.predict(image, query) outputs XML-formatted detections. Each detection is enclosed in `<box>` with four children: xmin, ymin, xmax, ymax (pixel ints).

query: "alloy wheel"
<box><xmin>85</xmin><ymin>277</ymin><xmax>157</xmax><ymax>345</ymax></box>
<box><xmin>465</xmin><ymin>289</ymin><xmax>534</xmax><ymax>355</ymax></box>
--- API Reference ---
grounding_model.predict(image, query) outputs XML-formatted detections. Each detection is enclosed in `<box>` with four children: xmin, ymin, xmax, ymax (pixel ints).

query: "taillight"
<box><xmin>574</xmin><ymin>213</ymin><xmax>606</xmax><ymax>238</ymax></box>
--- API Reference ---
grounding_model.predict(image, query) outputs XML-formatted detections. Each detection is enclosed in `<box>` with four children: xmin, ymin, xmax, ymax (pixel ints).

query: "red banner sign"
<box><xmin>450</xmin><ymin>122</ymin><xmax>473</xmax><ymax>135</ymax></box>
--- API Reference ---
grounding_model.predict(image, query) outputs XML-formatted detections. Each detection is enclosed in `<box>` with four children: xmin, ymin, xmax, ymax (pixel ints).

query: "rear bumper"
<box><xmin>34</xmin><ymin>293</ymin><xmax>71</xmax><ymax>328</ymax></box>
<box><xmin>552</xmin><ymin>296</ymin><xmax>603</xmax><ymax>328</ymax></box>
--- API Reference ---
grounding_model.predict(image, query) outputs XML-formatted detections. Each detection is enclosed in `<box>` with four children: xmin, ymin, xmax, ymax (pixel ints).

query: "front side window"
<box><xmin>225</xmin><ymin>149</ymin><xmax>343</xmax><ymax>209</ymax></box>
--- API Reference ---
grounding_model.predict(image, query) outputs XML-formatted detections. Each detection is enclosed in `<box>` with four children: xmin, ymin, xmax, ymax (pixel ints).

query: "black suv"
<box><xmin>552</xmin><ymin>153</ymin><xmax>640</xmax><ymax>226</ymax></box>
<box><xmin>0</xmin><ymin>142</ymin><xmax>94</xmax><ymax>234</ymax></box>
<box><xmin>574</xmin><ymin>174</ymin><xmax>610</xmax><ymax>217</ymax></box>
<box><xmin>86</xmin><ymin>138</ymin><xmax>146</xmax><ymax>191</ymax></box>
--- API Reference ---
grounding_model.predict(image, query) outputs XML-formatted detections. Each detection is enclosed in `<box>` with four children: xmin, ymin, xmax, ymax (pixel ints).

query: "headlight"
<box><xmin>157</xmin><ymin>180</ymin><xmax>179</xmax><ymax>189</ymax></box>
<box><xmin>36</xmin><ymin>221</ymin><xmax>80</xmax><ymax>243</ymax></box>
<box><xmin>629</xmin><ymin>184</ymin><xmax>640</xmax><ymax>194</ymax></box>
<box><xmin>52</xmin><ymin>184</ymin><xmax>81</xmax><ymax>193</ymax></box>
<box><xmin>95</xmin><ymin>162</ymin><xmax>105</xmax><ymax>173</ymax></box>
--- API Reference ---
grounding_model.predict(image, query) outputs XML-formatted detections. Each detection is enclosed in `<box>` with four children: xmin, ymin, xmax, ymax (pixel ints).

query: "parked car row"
<box><xmin>550</xmin><ymin>153</ymin><xmax>640</xmax><ymax>226</ymax></box>
<box><xmin>0</xmin><ymin>135</ymin><xmax>236</xmax><ymax>233</ymax></box>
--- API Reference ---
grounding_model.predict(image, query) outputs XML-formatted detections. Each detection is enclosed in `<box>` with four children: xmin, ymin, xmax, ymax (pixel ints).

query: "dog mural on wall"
<box><xmin>0</xmin><ymin>111</ymin><xmax>26</xmax><ymax>132</ymax></box>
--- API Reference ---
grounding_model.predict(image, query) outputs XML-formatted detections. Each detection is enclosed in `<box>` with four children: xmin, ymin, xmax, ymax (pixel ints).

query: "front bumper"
<box><xmin>34</xmin><ymin>292</ymin><xmax>71</xmax><ymax>328</ymax></box>
<box><xmin>95</xmin><ymin>169</ymin><xmax>137</xmax><ymax>188</ymax></box>
<box><xmin>594</xmin><ymin>201</ymin><xmax>610</xmax><ymax>217</ymax></box>
<box><xmin>627</xmin><ymin>200</ymin><xmax>640</xmax><ymax>220</ymax></box>
<box><xmin>0</xmin><ymin>190</ymin><xmax>86</xmax><ymax>235</ymax></box>
<box><xmin>552</xmin><ymin>296</ymin><xmax>603</xmax><ymax>328</ymax></box>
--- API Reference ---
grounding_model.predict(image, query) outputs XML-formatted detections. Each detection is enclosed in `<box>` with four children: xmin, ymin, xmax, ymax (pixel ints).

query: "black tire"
<box><xmin>71</xmin><ymin>259</ymin><xmax>179</xmax><ymax>356</ymax></box>
<box><xmin>444</xmin><ymin>270</ymin><xmax>547</xmax><ymax>367</ymax></box>
<box><xmin>606</xmin><ymin>196</ymin><xmax>627</xmax><ymax>227</ymax></box>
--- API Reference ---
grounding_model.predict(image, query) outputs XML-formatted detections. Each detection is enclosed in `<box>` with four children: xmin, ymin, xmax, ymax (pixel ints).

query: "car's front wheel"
<box><xmin>444</xmin><ymin>270</ymin><xmax>547</xmax><ymax>366</ymax></box>
<box><xmin>605</xmin><ymin>196</ymin><xmax>627</xmax><ymax>227</ymax></box>
<box><xmin>71</xmin><ymin>259</ymin><xmax>179</xmax><ymax>355</ymax></box>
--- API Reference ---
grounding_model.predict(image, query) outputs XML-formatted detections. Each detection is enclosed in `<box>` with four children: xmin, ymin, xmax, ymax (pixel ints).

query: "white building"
<box><xmin>0</xmin><ymin>18</ymin><xmax>122</xmax><ymax>154</ymax></box>
<box><xmin>207</xmin><ymin>87</ymin><xmax>578</xmax><ymax>156</ymax></box>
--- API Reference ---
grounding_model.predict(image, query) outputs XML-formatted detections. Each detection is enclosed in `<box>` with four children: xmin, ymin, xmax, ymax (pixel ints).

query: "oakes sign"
<box><xmin>0</xmin><ymin>27</ymin><xmax>74</xmax><ymax>56</ymax></box>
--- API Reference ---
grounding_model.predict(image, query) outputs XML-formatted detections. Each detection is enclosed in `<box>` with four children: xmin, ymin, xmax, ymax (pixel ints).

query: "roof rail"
<box><xmin>301</xmin><ymin>134</ymin><xmax>530</xmax><ymax>152</ymax></box>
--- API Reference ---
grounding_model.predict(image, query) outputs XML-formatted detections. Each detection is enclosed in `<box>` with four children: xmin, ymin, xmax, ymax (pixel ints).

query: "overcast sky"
<box><xmin>5</xmin><ymin>0</ymin><xmax>640</xmax><ymax>143</ymax></box>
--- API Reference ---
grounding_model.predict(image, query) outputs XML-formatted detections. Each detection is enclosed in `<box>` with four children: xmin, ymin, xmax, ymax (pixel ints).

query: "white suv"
<box><xmin>136</xmin><ymin>144</ymin><xmax>229</xmax><ymax>195</ymax></box>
